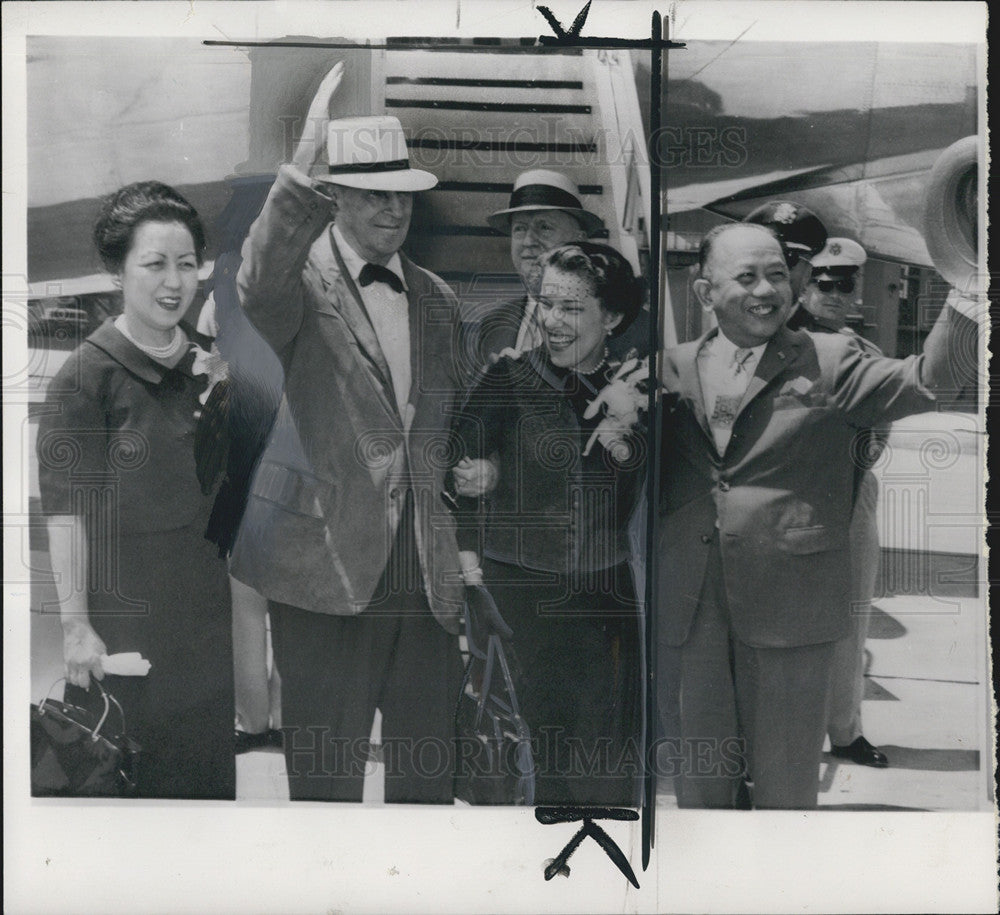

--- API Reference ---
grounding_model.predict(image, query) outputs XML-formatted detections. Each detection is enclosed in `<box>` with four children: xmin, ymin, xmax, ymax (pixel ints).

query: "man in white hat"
<box><xmin>792</xmin><ymin>236</ymin><xmax>868</xmax><ymax>333</ymax></box>
<box><xmin>234</xmin><ymin>63</ymin><xmax>467</xmax><ymax>803</ymax></box>
<box><xmin>792</xmin><ymin>237</ymin><xmax>890</xmax><ymax>769</ymax></box>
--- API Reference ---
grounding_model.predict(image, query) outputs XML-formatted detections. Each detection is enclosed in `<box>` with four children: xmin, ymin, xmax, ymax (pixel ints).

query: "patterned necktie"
<box><xmin>732</xmin><ymin>347</ymin><xmax>754</xmax><ymax>376</ymax></box>
<box><xmin>358</xmin><ymin>262</ymin><xmax>404</xmax><ymax>294</ymax></box>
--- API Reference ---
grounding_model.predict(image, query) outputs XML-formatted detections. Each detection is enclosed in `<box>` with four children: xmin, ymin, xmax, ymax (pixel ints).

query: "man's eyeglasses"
<box><xmin>811</xmin><ymin>277</ymin><xmax>856</xmax><ymax>294</ymax></box>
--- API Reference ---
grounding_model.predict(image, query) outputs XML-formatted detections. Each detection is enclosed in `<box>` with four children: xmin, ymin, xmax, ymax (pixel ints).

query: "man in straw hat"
<box><xmin>474</xmin><ymin>168</ymin><xmax>648</xmax><ymax>367</ymax></box>
<box><xmin>235</xmin><ymin>63</ymin><xmax>466</xmax><ymax>803</ymax></box>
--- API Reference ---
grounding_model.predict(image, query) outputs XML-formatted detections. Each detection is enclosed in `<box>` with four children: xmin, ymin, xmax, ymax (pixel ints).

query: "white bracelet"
<box><xmin>462</xmin><ymin>566</ymin><xmax>483</xmax><ymax>579</ymax></box>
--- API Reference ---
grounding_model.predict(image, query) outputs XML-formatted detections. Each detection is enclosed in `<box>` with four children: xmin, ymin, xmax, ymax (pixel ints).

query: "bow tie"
<box><xmin>358</xmin><ymin>262</ymin><xmax>404</xmax><ymax>294</ymax></box>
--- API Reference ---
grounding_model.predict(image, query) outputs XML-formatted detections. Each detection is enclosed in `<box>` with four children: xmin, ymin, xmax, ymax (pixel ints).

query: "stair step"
<box><xmin>386</xmin><ymin>46</ymin><xmax>628</xmax><ymax>281</ymax></box>
<box><xmin>390</xmin><ymin>105</ymin><xmax>596</xmax><ymax>143</ymax></box>
<box><xmin>413</xmin><ymin>190</ymin><xmax>614</xmax><ymax>238</ymax></box>
<box><xmin>428</xmin><ymin>180</ymin><xmax>603</xmax><ymax>195</ymax></box>
<box><xmin>388</xmin><ymin>76</ymin><xmax>584</xmax><ymax>91</ymax></box>
<box><xmin>406</xmin><ymin>135</ymin><xmax>598</xmax><ymax>155</ymax></box>
<box><xmin>386</xmin><ymin>48</ymin><xmax>584</xmax><ymax>82</ymax></box>
<box><xmin>407</xmin><ymin>145</ymin><xmax>603</xmax><ymax>187</ymax></box>
<box><xmin>415</xmin><ymin>171</ymin><xmax>604</xmax><ymax>200</ymax></box>
<box><xmin>386</xmin><ymin>84</ymin><xmax>588</xmax><ymax>108</ymax></box>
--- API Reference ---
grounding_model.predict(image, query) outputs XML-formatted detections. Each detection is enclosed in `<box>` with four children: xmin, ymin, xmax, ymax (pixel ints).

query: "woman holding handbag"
<box><xmin>36</xmin><ymin>181</ymin><xmax>235</xmax><ymax>799</ymax></box>
<box><xmin>451</xmin><ymin>242</ymin><xmax>647</xmax><ymax>807</ymax></box>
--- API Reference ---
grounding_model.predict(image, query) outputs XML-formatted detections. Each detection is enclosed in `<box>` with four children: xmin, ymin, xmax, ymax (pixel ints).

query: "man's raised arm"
<box><xmin>919</xmin><ymin>288</ymin><xmax>985</xmax><ymax>394</ymax></box>
<box><xmin>237</xmin><ymin>62</ymin><xmax>345</xmax><ymax>355</ymax></box>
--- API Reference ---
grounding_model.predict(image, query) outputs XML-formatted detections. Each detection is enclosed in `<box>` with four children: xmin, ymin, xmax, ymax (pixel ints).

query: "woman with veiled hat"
<box><xmin>451</xmin><ymin>241</ymin><xmax>648</xmax><ymax>807</ymax></box>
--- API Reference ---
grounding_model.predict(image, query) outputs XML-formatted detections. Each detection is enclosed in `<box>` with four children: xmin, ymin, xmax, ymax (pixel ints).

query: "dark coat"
<box><xmin>658</xmin><ymin>322</ymin><xmax>953</xmax><ymax>650</ymax></box>
<box><xmin>453</xmin><ymin>349</ymin><xmax>646</xmax><ymax>575</ymax></box>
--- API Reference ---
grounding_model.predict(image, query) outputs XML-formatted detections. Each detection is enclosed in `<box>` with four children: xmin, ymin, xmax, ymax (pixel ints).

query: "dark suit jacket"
<box><xmin>453</xmin><ymin>349</ymin><xmax>646</xmax><ymax>574</ymax></box>
<box><xmin>231</xmin><ymin>165</ymin><xmax>466</xmax><ymax>633</ymax></box>
<box><xmin>473</xmin><ymin>294</ymin><xmax>652</xmax><ymax>369</ymax></box>
<box><xmin>658</xmin><ymin>319</ymin><xmax>960</xmax><ymax>650</ymax></box>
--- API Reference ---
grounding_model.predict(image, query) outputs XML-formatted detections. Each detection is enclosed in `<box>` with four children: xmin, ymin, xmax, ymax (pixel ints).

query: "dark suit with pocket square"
<box><xmin>657</xmin><ymin>314</ymin><xmax>969</xmax><ymax>808</ymax></box>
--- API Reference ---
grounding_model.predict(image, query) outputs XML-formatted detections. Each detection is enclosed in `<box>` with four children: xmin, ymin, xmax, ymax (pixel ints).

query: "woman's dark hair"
<box><xmin>539</xmin><ymin>241</ymin><xmax>644</xmax><ymax>335</ymax></box>
<box><xmin>93</xmin><ymin>181</ymin><xmax>206</xmax><ymax>272</ymax></box>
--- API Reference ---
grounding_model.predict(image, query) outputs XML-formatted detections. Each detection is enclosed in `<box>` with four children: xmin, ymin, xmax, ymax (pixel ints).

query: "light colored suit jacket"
<box><xmin>658</xmin><ymin>315</ymin><xmax>966</xmax><ymax>650</ymax></box>
<box><xmin>231</xmin><ymin>165</ymin><xmax>465</xmax><ymax>633</ymax></box>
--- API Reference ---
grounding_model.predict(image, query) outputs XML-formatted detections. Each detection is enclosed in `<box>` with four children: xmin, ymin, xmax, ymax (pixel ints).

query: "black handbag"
<box><xmin>455</xmin><ymin>586</ymin><xmax>535</xmax><ymax>806</ymax></box>
<box><xmin>31</xmin><ymin>679</ymin><xmax>141</xmax><ymax>797</ymax></box>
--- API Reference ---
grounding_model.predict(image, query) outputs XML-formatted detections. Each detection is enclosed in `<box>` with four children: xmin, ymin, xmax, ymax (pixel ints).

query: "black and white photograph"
<box><xmin>4</xmin><ymin>2</ymin><xmax>994</xmax><ymax>912</ymax></box>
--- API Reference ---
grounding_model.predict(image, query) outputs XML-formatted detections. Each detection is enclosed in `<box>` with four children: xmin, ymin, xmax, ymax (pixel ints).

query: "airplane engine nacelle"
<box><xmin>923</xmin><ymin>135</ymin><xmax>979</xmax><ymax>293</ymax></box>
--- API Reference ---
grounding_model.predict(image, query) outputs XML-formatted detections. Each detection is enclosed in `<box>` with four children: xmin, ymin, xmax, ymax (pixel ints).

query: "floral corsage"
<box><xmin>582</xmin><ymin>355</ymin><xmax>650</xmax><ymax>461</ymax></box>
<box><xmin>190</xmin><ymin>340</ymin><xmax>230</xmax><ymax>494</ymax></box>
<box><xmin>191</xmin><ymin>341</ymin><xmax>230</xmax><ymax>408</ymax></box>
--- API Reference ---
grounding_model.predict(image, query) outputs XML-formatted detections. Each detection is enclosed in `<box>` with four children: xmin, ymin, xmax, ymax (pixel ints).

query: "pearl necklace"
<box><xmin>575</xmin><ymin>345</ymin><xmax>609</xmax><ymax>377</ymax></box>
<box><xmin>115</xmin><ymin>316</ymin><xmax>186</xmax><ymax>360</ymax></box>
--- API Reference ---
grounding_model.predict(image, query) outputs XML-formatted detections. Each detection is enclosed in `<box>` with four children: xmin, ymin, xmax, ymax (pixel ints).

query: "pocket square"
<box><xmin>781</xmin><ymin>376</ymin><xmax>814</xmax><ymax>396</ymax></box>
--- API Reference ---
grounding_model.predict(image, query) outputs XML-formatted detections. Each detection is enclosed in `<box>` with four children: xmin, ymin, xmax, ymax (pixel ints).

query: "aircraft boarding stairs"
<box><xmin>383</xmin><ymin>44</ymin><xmax>653</xmax><ymax>316</ymax></box>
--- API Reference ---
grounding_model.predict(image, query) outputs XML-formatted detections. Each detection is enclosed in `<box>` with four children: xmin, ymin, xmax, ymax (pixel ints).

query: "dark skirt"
<box><xmin>480</xmin><ymin>558</ymin><xmax>642</xmax><ymax>807</ymax></box>
<box><xmin>65</xmin><ymin>520</ymin><xmax>235</xmax><ymax>799</ymax></box>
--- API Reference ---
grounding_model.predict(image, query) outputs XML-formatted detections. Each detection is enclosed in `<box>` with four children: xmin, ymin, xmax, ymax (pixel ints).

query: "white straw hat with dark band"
<box><xmin>315</xmin><ymin>115</ymin><xmax>437</xmax><ymax>192</ymax></box>
<box><xmin>487</xmin><ymin>169</ymin><xmax>604</xmax><ymax>236</ymax></box>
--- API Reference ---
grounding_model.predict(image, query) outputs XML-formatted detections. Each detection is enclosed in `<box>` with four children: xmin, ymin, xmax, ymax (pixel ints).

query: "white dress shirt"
<box><xmin>697</xmin><ymin>331</ymin><xmax>767</xmax><ymax>455</ymax></box>
<box><xmin>333</xmin><ymin>224</ymin><xmax>411</xmax><ymax>417</ymax></box>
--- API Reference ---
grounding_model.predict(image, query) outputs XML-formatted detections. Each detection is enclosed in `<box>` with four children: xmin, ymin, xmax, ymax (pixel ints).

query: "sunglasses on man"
<box><xmin>811</xmin><ymin>277</ymin><xmax>856</xmax><ymax>294</ymax></box>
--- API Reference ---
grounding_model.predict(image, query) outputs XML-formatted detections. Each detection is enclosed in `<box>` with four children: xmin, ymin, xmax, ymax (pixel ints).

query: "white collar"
<box><xmin>704</xmin><ymin>329</ymin><xmax>767</xmax><ymax>363</ymax></box>
<box><xmin>332</xmin><ymin>224</ymin><xmax>407</xmax><ymax>291</ymax></box>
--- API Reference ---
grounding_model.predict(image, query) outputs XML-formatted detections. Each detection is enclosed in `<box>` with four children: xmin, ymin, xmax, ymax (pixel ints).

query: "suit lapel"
<box><xmin>676</xmin><ymin>329</ymin><xmax>715</xmax><ymax>446</ymax></box>
<box><xmin>736</xmin><ymin>326</ymin><xmax>803</xmax><ymax>420</ymax></box>
<box><xmin>400</xmin><ymin>254</ymin><xmax>426</xmax><ymax>422</ymax></box>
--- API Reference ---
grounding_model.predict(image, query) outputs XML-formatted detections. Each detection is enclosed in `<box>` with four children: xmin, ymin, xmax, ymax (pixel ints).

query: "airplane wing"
<box><xmin>700</xmin><ymin>151</ymin><xmax>943</xmax><ymax>266</ymax></box>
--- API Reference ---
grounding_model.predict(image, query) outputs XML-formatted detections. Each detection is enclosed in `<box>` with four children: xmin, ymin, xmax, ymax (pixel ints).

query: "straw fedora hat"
<box><xmin>315</xmin><ymin>115</ymin><xmax>437</xmax><ymax>192</ymax></box>
<box><xmin>486</xmin><ymin>169</ymin><xmax>604</xmax><ymax>236</ymax></box>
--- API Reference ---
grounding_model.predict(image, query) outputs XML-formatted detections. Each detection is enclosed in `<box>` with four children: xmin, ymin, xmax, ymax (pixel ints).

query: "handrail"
<box><xmin>589</xmin><ymin>49</ymin><xmax>676</xmax><ymax>348</ymax></box>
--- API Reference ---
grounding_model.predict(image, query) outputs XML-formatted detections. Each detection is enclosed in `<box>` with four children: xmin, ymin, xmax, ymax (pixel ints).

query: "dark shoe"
<box><xmin>235</xmin><ymin>728</ymin><xmax>284</xmax><ymax>755</ymax></box>
<box><xmin>830</xmin><ymin>736</ymin><xmax>889</xmax><ymax>768</ymax></box>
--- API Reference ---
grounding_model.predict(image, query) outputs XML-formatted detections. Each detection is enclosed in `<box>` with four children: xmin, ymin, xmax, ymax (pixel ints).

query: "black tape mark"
<box><xmin>536</xmin><ymin>806</ymin><xmax>640</xmax><ymax>888</ymax></box>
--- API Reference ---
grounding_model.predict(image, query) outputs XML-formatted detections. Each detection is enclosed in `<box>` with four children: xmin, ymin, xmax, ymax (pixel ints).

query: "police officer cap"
<box><xmin>744</xmin><ymin>201</ymin><xmax>828</xmax><ymax>260</ymax></box>
<box><xmin>810</xmin><ymin>237</ymin><xmax>867</xmax><ymax>273</ymax></box>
